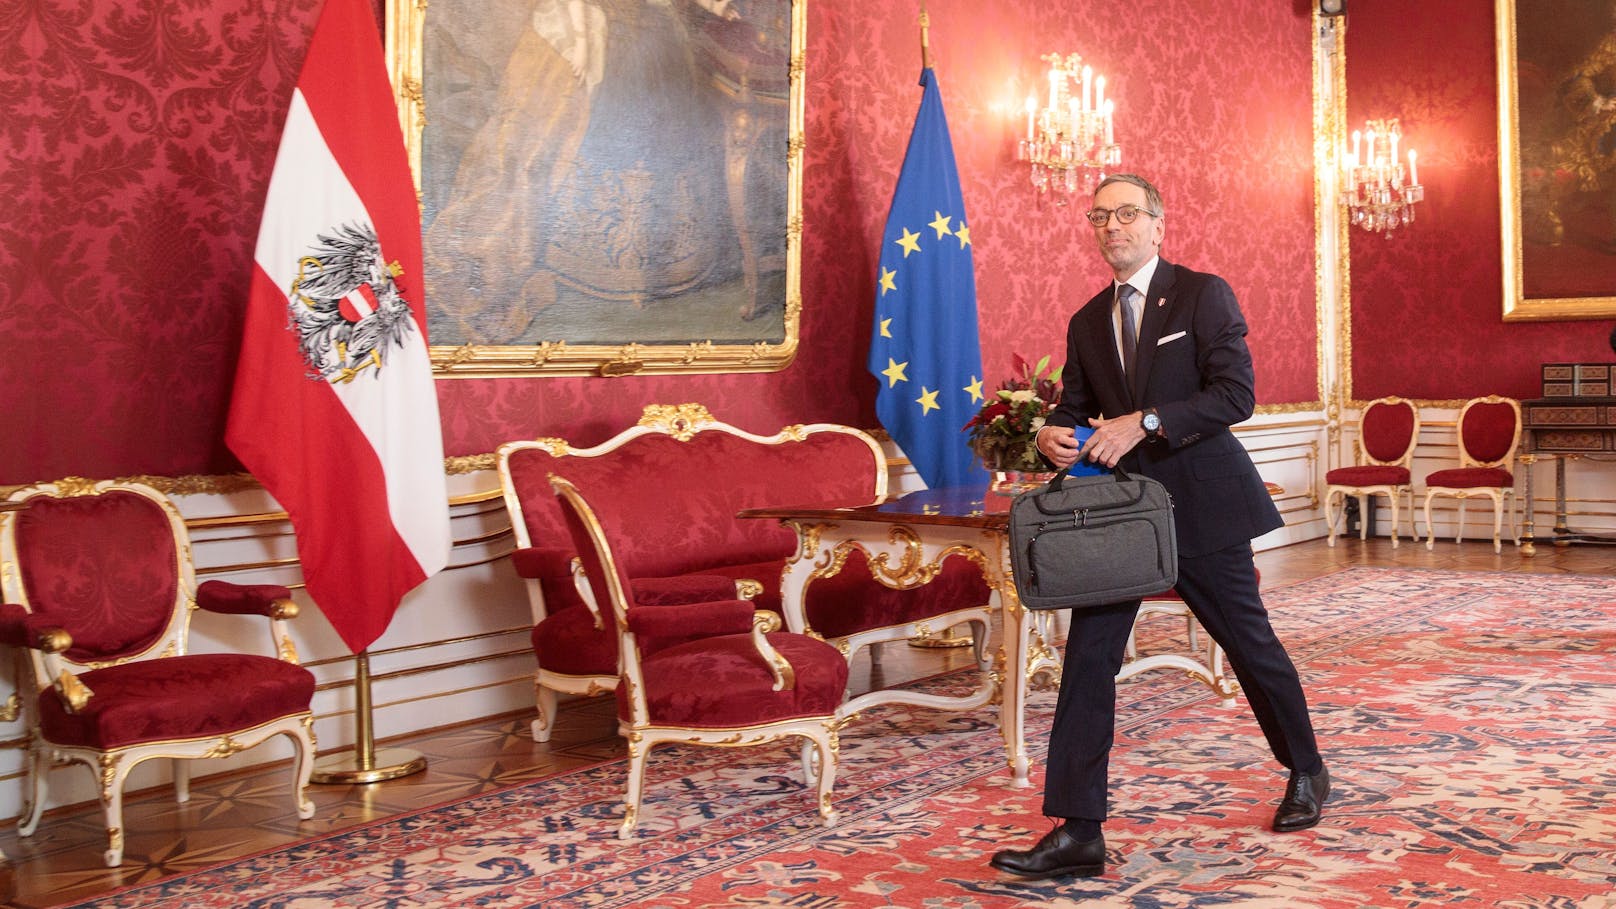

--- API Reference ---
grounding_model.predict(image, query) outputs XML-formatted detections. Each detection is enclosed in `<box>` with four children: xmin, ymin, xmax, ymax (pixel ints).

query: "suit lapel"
<box><xmin>1130</xmin><ymin>260</ymin><xmax>1178</xmax><ymax>403</ymax></box>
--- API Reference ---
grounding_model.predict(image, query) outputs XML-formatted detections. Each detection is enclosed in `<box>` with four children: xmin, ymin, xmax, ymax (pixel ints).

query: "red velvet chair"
<box><xmin>1324</xmin><ymin>396</ymin><xmax>1421</xmax><ymax>547</ymax></box>
<box><xmin>1423</xmin><ymin>396</ymin><xmax>1522</xmax><ymax>553</ymax></box>
<box><xmin>496</xmin><ymin>403</ymin><xmax>992</xmax><ymax>742</ymax></box>
<box><xmin>0</xmin><ymin>479</ymin><xmax>317</xmax><ymax>866</ymax></box>
<box><xmin>550</xmin><ymin>476</ymin><xmax>846</xmax><ymax>839</ymax></box>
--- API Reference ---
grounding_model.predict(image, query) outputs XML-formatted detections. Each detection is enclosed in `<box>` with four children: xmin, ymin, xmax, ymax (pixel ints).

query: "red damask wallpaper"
<box><xmin>1346</xmin><ymin>0</ymin><xmax>1616</xmax><ymax>401</ymax></box>
<box><xmin>2</xmin><ymin>0</ymin><xmax>1318</xmax><ymax>483</ymax></box>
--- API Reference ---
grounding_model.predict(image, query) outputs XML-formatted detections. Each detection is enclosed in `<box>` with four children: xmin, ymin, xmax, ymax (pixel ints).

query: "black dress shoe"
<box><xmin>989</xmin><ymin>826</ymin><xmax>1106</xmax><ymax>880</ymax></box>
<box><xmin>1272</xmin><ymin>763</ymin><xmax>1330</xmax><ymax>832</ymax></box>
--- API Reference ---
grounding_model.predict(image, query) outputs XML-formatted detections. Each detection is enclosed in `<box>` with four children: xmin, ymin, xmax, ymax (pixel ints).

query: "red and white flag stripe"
<box><xmin>227</xmin><ymin>0</ymin><xmax>448</xmax><ymax>655</ymax></box>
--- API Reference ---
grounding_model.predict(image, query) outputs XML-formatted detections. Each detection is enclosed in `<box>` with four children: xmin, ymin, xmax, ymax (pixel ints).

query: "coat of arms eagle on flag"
<box><xmin>285</xmin><ymin>222</ymin><xmax>416</xmax><ymax>384</ymax></box>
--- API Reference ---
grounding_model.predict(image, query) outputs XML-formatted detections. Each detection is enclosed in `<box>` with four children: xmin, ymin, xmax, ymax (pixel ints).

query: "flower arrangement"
<box><xmin>963</xmin><ymin>353</ymin><xmax>1061</xmax><ymax>472</ymax></box>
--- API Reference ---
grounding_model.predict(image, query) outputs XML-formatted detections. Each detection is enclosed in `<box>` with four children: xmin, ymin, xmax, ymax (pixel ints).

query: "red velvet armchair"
<box><xmin>496</xmin><ymin>403</ymin><xmax>992</xmax><ymax>742</ymax></box>
<box><xmin>551</xmin><ymin>476</ymin><xmax>846</xmax><ymax>839</ymax></box>
<box><xmin>1325</xmin><ymin>396</ymin><xmax>1421</xmax><ymax>547</ymax></box>
<box><xmin>1423</xmin><ymin>395</ymin><xmax>1522</xmax><ymax>553</ymax></box>
<box><xmin>0</xmin><ymin>479</ymin><xmax>317</xmax><ymax>866</ymax></box>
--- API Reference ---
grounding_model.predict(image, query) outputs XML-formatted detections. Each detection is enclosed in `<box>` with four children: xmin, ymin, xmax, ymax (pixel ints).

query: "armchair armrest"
<box><xmin>0</xmin><ymin>602</ymin><xmax>72</xmax><ymax>653</ymax></box>
<box><xmin>513</xmin><ymin>546</ymin><xmax>604</xmax><ymax>629</ymax></box>
<box><xmin>196</xmin><ymin>580</ymin><xmax>298</xmax><ymax>619</ymax></box>
<box><xmin>751</xmin><ymin>610</ymin><xmax>794</xmax><ymax>691</ymax></box>
<box><xmin>0</xmin><ymin>603</ymin><xmax>90</xmax><ymax>712</ymax></box>
<box><xmin>625</xmin><ymin>599</ymin><xmax>754</xmax><ymax>638</ymax></box>
<box><xmin>632</xmin><ymin>575</ymin><xmax>744</xmax><ymax>605</ymax></box>
<box><xmin>195</xmin><ymin>581</ymin><xmax>304</xmax><ymax>665</ymax></box>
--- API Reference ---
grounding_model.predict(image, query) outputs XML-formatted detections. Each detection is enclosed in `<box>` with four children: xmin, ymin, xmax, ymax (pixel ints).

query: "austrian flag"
<box><xmin>226</xmin><ymin>0</ymin><xmax>450</xmax><ymax>654</ymax></box>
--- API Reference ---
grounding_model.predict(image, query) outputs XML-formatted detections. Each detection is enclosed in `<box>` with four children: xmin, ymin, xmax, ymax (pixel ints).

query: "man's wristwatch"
<box><xmin>1141</xmin><ymin>408</ymin><xmax>1163</xmax><ymax>440</ymax></box>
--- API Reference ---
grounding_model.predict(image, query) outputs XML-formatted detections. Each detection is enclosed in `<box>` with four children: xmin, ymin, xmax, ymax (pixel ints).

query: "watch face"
<box><xmin>1143</xmin><ymin>412</ymin><xmax>1161</xmax><ymax>432</ymax></box>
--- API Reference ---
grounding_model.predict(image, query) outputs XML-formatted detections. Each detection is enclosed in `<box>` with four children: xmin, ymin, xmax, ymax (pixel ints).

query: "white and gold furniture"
<box><xmin>1423</xmin><ymin>396</ymin><xmax>1523</xmax><ymax>553</ymax></box>
<box><xmin>1325</xmin><ymin>396</ymin><xmax>1421</xmax><ymax>547</ymax></box>
<box><xmin>0</xmin><ymin>479</ymin><xmax>316</xmax><ymax>866</ymax></box>
<box><xmin>551</xmin><ymin>476</ymin><xmax>845</xmax><ymax>838</ymax></box>
<box><xmin>496</xmin><ymin>403</ymin><xmax>993</xmax><ymax>742</ymax></box>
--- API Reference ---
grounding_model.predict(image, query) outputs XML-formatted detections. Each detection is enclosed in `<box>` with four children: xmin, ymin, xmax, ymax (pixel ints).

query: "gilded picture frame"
<box><xmin>1498</xmin><ymin>0</ymin><xmax>1616</xmax><ymax>321</ymax></box>
<box><xmin>387</xmin><ymin>0</ymin><xmax>804</xmax><ymax>376</ymax></box>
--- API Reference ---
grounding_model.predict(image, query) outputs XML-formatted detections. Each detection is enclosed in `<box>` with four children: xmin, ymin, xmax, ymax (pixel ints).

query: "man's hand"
<box><xmin>1035</xmin><ymin>424</ymin><xmax>1082</xmax><ymax>469</ymax></box>
<box><xmin>1076</xmin><ymin>411</ymin><xmax>1147</xmax><ymax>468</ymax></box>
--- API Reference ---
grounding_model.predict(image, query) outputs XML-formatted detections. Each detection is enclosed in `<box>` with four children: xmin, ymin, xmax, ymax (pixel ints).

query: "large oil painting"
<box><xmin>1499</xmin><ymin>0</ymin><xmax>1616</xmax><ymax>320</ymax></box>
<box><xmin>389</xmin><ymin>0</ymin><xmax>802</xmax><ymax>375</ymax></box>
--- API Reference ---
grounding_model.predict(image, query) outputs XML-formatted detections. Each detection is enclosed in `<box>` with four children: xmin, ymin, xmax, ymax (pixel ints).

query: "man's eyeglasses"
<box><xmin>1084</xmin><ymin>204</ymin><xmax>1160</xmax><ymax>228</ymax></box>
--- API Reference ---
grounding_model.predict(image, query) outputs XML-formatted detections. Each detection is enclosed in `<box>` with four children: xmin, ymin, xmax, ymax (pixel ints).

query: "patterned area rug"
<box><xmin>64</xmin><ymin>568</ymin><xmax>1616</xmax><ymax>908</ymax></box>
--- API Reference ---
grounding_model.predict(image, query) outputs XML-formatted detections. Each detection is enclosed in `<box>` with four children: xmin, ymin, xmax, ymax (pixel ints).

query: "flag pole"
<box><xmin>905</xmin><ymin>0</ymin><xmax>972</xmax><ymax>652</ymax></box>
<box><xmin>919</xmin><ymin>1</ymin><xmax>932</xmax><ymax>69</ymax></box>
<box><xmin>310</xmin><ymin>650</ymin><xmax>427</xmax><ymax>784</ymax></box>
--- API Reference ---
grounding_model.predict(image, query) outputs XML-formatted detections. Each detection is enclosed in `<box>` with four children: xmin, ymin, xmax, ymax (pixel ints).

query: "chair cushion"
<box><xmin>38</xmin><ymin>654</ymin><xmax>314</xmax><ymax>750</ymax></box>
<box><xmin>626</xmin><ymin>632</ymin><xmax>848</xmax><ymax>727</ymax></box>
<box><xmin>1460</xmin><ymin>401</ymin><xmax>1518</xmax><ymax>464</ymax></box>
<box><xmin>702</xmin><ymin>552</ymin><xmax>991</xmax><ymax>640</ymax></box>
<box><xmin>531</xmin><ymin>604</ymin><xmax>618</xmax><ymax>677</ymax></box>
<box><xmin>1324</xmin><ymin>465</ymin><xmax>1410</xmax><ymax>487</ymax></box>
<box><xmin>1361</xmin><ymin>400</ymin><xmax>1416</xmax><ymax>463</ymax></box>
<box><xmin>14</xmin><ymin>490</ymin><xmax>177</xmax><ymax>661</ymax></box>
<box><xmin>1426</xmin><ymin>467</ymin><xmax>1513</xmax><ymax>489</ymax></box>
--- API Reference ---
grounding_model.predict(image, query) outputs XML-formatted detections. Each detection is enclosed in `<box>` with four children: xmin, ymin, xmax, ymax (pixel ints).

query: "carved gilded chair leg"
<box><xmin>99</xmin><ymin>755</ymin><xmax>130</xmax><ymax>867</ymax></box>
<box><xmin>1388</xmin><ymin>494</ymin><xmax>1401</xmax><ymax>548</ymax></box>
<box><xmin>532</xmin><ymin>682</ymin><xmax>557</xmax><ymax>743</ymax></box>
<box><xmin>292</xmin><ymin>723</ymin><xmax>316</xmax><ymax>820</ymax></box>
<box><xmin>1324</xmin><ymin>490</ymin><xmax>1341</xmax><ymax>546</ymax></box>
<box><xmin>814</xmin><ymin>730</ymin><xmax>839</xmax><ymax>827</ymax></box>
<box><xmin>1492</xmin><ymin>492</ymin><xmax>1504</xmax><ymax>553</ymax></box>
<box><xmin>173</xmin><ymin>759</ymin><xmax>190</xmax><ymax>804</ymax></box>
<box><xmin>619</xmin><ymin>735</ymin><xmax>649</xmax><ymax>840</ymax></box>
<box><xmin>17</xmin><ymin>737</ymin><xmax>49</xmax><ymax>837</ymax></box>
<box><xmin>1424</xmin><ymin>492</ymin><xmax>1438</xmax><ymax>551</ymax></box>
<box><xmin>1456</xmin><ymin>499</ymin><xmax>1467</xmax><ymax>544</ymax></box>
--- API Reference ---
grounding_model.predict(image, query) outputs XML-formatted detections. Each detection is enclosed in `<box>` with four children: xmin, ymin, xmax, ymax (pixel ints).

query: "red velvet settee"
<box><xmin>497</xmin><ymin>403</ymin><xmax>993</xmax><ymax>741</ymax></box>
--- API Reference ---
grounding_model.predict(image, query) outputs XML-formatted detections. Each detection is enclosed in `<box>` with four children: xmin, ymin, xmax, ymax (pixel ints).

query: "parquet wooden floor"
<box><xmin>0</xmin><ymin>537</ymin><xmax>1610</xmax><ymax>908</ymax></box>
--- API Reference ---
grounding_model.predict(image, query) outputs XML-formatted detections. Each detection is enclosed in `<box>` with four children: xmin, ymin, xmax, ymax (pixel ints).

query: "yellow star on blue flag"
<box><xmin>866</xmin><ymin>67</ymin><xmax>986</xmax><ymax>488</ymax></box>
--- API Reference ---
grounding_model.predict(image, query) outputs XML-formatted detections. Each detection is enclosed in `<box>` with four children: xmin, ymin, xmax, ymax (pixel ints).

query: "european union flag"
<box><xmin>868</xmin><ymin>67</ymin><xmax>988</xmax><ymax>489</ymax></box>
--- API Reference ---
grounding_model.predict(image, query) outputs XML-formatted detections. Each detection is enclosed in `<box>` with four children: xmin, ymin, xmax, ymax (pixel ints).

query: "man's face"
<box><xmin>1090</xmin><ymin>181</ymin><xmax>1164</xmax><ymax>279</ymax></box>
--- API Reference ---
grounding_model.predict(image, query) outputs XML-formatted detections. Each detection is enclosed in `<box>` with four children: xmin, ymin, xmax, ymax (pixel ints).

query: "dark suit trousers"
<box><xmin>1040</xmin><ymin>541</ymin><xmax>1322</xmax><ymax>821</ymax></box>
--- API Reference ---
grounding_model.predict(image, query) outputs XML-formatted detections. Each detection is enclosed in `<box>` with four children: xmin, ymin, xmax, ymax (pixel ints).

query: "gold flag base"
<box><xmin>310</xmin><ymin>650</ymin><xmax>428</xmax><ymax>785</ymax></box>
<box><xmin>310</xmin><ymin>747</ymin><xmax>427</xmax><ymax>785</ymax></box>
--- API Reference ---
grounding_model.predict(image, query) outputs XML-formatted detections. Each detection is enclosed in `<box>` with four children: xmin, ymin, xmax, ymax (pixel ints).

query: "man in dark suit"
<box><xmin>989</xmin><ymin>173</ymin><xmax>1329</xmax><ymax>881</ymax></box>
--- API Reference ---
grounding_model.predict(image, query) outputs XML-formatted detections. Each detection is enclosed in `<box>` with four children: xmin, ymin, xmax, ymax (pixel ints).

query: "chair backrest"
<box><xmin>1358</xmin><ymin>396</ymin><xmax>1420</xmax><ymax>467</ymax></box>
<box><xmin>497</xmin><ymin>403</ymin><xmax>886</xmax><ymax>618</ymax></box>
<box><xmin>548</xmin><ymin>475</ymin><xmax>647</xmax><ymax>717</ymax></box>
<box><xmin>1</xmin><ymin>479</ymin><xmax>193</xmax><ymax>675</ymax></box>
<box><xmin>1455</xmin><ymin>395</ymin><xmax>1521</xmax><ymax>470</ymax></box>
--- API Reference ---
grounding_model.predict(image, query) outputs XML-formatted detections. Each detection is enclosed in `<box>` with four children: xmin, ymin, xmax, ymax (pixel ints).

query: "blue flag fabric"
<box><xmin>868</xmin><ymin>68</ymin><xmax>988</xmax><ymax>489</ymax></box>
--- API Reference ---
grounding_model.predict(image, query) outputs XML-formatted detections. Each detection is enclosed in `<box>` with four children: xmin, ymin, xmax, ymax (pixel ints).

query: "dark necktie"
<box><xmin>1118</xmin><ymin>284</ymin><xmax>1140</xmax><ymax>384</ymax></box>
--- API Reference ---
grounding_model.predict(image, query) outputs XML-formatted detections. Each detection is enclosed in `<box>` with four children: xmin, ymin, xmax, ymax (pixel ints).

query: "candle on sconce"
<box><xmin>1390</xmin><ymin>130</ymin><xmax>1399</xmax><ymax>166</ymax></box>
<box><xmin>1352</xmin><ymin>130</ymin><xmax>1362</xmax><ymax>167</ymax></box>
<box><xmin>1365</xmin><ymin>129</ymin><xmax>1377</xmax><ymax>167</ymax></box>
<box><xmin>1094</xmin><ymin>75</ymin><xmax>1106</xmax><ymax>115</ymax></box>
<box><xmin>1025</xmin><ymin>94</ymin><xmax>1037</xmax><ymax>142</ymax></box>
<box><xmin>1408</xmin><ymin>149</ymin><xmax>1418</xmax><ymax>185</ymax></box>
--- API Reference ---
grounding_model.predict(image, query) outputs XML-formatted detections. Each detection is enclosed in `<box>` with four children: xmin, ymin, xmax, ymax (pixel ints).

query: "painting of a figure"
<box><xmin>1503</xmin><ymin>0</ymin><xmax>1616</xmax><ymax>318</ymax></box>
<box><xmin>417</xmin><ymin>0</ymin><xmax>797</xmax><ymax>368</ymax></box>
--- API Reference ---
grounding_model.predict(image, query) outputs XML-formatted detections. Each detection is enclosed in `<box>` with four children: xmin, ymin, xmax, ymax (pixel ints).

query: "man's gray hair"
<box><xmin>1097</xmin><ymin>173</ymin><xmax>1164</xmax><ymax>217</ymax></box>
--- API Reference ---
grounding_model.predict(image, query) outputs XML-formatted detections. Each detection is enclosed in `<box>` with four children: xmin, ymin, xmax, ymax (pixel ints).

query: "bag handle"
<box><xmin>1047</xmin><ymin>463</ymin><xmax>1132</xmax><ymax>491</ymax></box>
